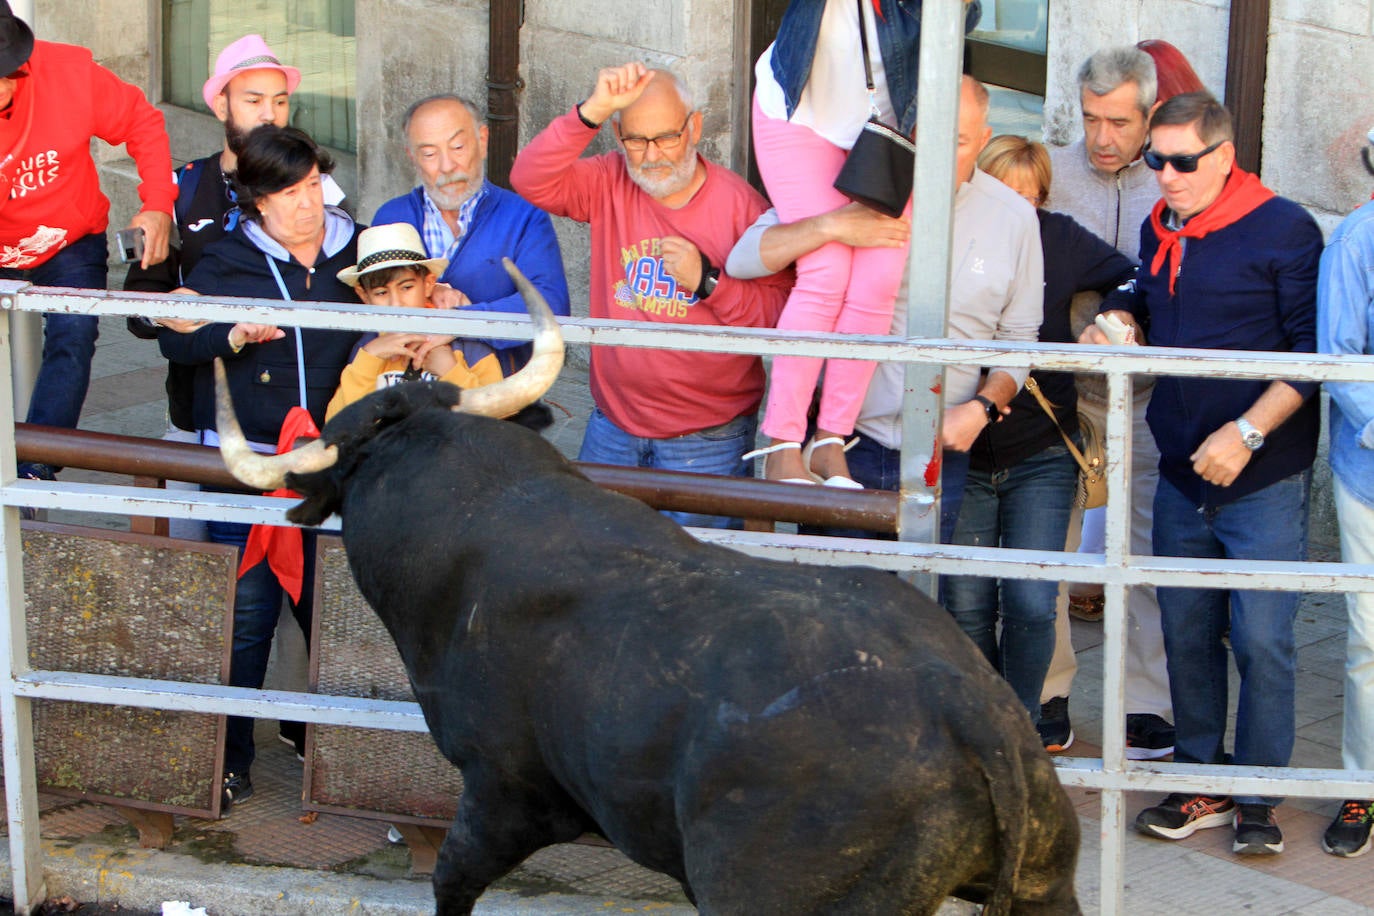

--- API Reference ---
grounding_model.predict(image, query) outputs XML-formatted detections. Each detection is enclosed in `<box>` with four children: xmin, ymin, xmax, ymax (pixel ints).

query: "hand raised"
<box><xmin>580</xmin><ymin>62</ymin><xmax>655</xmax><ymax>125</ymax></box>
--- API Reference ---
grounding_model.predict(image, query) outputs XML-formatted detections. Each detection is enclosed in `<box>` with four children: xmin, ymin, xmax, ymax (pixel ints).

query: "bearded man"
<box><xmin>511</xmin><ymin>63</ymin><xmax>790</xmax><ymax>528</ymax></box>
<box><xmin>372</xmin><ymin>94</ymin><xmax>569</xmax><ymax>376</ymax></box>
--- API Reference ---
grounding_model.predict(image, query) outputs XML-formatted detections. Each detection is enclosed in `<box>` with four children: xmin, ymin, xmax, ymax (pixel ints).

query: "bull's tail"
<box><xmin>974</xmin><ymin>734</ymin><xmax>1030</xmax><ymax>916</ymax></box>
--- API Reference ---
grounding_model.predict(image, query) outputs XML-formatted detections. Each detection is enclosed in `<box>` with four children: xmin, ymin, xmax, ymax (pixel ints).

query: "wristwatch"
<box><xmin>973</xmin><ymin>395</ymin><xmax>1000</xmax><ymax>425</ymax></box>
<box><xmin>1235</xmin><ymin>416</ymin><xmax>1265</xmax><ymax>451</ymax></box>
<box><xmin>696</xmin><ymin>252</ymin><xmax>720</xmax><ymax>300</ymax></box>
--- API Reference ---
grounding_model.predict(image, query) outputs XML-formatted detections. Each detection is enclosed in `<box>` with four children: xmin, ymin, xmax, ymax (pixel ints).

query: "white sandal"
<box><xmin>802</xmin><ymin>436</ymin><xmax>864</xmax><ymax>489</ymax></box>
<box><xmin>741</xmin><ymin>441</ymin><xmax>816</xmax><ymax>485</ymax></box>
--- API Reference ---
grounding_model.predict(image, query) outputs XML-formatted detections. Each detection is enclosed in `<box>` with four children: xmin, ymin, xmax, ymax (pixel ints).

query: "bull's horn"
<box><xmin>454</xmin><ymin>258</ymin><xmax>565</xmax><ymax>418</ymax></box>
<box><xmin>214</xmin><ymin>359</ymin><xmax>338</xmax><ymax>490</ymax></box>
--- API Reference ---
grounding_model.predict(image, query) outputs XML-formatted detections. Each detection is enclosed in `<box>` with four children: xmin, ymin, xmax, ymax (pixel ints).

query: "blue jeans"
<box><xmin>0</xmin><ymin>233</ymin><xmax>109</xmax><ymax>477</ymax></box>
<box><xmin>207</xmin><ymin>517</ymin><xmax>316</xmax><ymax>776</ymax></box>
<box><xmin>1153</xmin><ymin>470</ymin><xmax>1311</xmax><ymax>806</ymax></box>
<box><xmin>799</xmin><ymin>434</ymin><xmax>969</xmax><ymax>543</ymax></box>
<box><xmin>942</xmin><ymin>445</ymin><xmax>1078</xmax><ymax>722</ymax></box>
<box><xmin>578</xmin><ymin>407</ymin><xmax>757</xmax><ymax>529</ymax></box>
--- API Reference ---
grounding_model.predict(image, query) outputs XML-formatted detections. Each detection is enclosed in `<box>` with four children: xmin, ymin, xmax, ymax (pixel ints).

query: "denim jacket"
<box><xmin>769</xmin><ymin>0</ymin><xmax>981</xmax><ymax>136</ymax></box>
<box><xmin>1319</xmin><ymin>198</ymin><xmax>1374</xmax><ymax>508</ymax></box>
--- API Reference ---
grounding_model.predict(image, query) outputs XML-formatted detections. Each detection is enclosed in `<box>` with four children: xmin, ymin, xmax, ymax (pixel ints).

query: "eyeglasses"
<box><xmin>1143</xmin><ymin>139</ymin><xmax>1225</xmax><ymax>173</ymax></box>
<box><xmin>620</xmin><ymin>115</ymin><xmax>692</xmax><ymax>153</ymax></box>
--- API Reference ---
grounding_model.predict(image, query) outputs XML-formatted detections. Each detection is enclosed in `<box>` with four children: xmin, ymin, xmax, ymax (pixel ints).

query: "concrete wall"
<box><xmin>350</xmin><ymin>0</ymin><xmax>748</xmax><ymax>330</ymax></box>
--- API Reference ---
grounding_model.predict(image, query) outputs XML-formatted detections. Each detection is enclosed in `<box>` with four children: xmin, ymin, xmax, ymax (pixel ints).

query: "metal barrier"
<box><xmin>3</xmin><ymin>279</ymin><xmax>1374</xmax><ymax>915</ymax></box>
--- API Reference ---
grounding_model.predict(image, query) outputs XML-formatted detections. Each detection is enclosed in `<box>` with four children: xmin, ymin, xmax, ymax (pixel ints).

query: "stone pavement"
<box><xmin>1</xmin><ymin>316</ymin><xmax>1370</xmax><ymax>914</ymax></box>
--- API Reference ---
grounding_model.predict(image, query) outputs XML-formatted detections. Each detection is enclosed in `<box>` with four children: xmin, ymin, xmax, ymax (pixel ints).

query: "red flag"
<box><xmin>237</xmin><ymin>406</ymin><xmax>320</xmax><ymax>603</ymax></box>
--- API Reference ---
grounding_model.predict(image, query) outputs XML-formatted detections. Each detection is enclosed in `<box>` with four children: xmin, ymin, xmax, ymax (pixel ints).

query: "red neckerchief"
<box><xmin>237</xmin><ymin>406</ymin><xmax>320</xmax><ymax>603</ymax></box>
<box><xmin>872</xmin><ymin>0</ymin><xmax>885</xmax><ymax>18</ymax></box>
<box><xmin>1148</xmin><ymin>167</ymin><xmax>1274</xmax><ymax>295</ymax></box>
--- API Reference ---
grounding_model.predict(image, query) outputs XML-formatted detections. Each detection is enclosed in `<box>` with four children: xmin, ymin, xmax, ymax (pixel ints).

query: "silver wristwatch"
<box><xmin>1235</xmin><ymin>417</ymin><xmax>1265</xmax><ymax>451</ymax></box>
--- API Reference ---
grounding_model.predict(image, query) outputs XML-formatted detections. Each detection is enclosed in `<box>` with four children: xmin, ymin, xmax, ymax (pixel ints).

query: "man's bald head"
<box><xmin>956</xmin><ymin>75</ymin><xmax>993</xmax><ymax>187</ymax></box>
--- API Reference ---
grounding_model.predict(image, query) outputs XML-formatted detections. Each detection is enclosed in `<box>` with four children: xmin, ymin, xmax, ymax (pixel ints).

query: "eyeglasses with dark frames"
<box><xmin>620</xmin><ymin>114</ymin><xmax>693</xmax><ymax>153</ymax></box>
<box><xmin>1142</xmin><ymin>139</ymin><xmax>1225</xmax><ymax>173</ymax></box>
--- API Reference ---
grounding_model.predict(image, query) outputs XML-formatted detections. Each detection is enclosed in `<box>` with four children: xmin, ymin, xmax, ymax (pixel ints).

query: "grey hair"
<box><xmin>1077</xmin><ymin>46</ymin><xmax>1158</xmax><ymax>114</ymax></box>
<box><xmin>401</xmin><ymin>94</ymin><xmax>485</xmax><ymax>136</ymax></box>
<box><xmin>610</xmin><ymin>69</ymin><xmax>696</xmax><ymax>125</ymax></box>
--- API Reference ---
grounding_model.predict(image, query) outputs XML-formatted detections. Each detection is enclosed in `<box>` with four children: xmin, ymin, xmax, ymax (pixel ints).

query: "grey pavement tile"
<box><xmin>1295</xmin><ymin>667</ymin><xmax>1348</xmax><ymax>731</ymax></box>
<box><xmin>1283</xmin><ymin>898</ymin><xmax>1374</xmax><ymax>916</ymax></box>
<box><xmin>1296</xmin><ymin>714</ymin><xmax>1345</xmax><ymax>756</ymax></box>
<box><xmin>1298</xmin><ymin>632</ymin><xmax>1354</xmax><ymax>677</ymax></box>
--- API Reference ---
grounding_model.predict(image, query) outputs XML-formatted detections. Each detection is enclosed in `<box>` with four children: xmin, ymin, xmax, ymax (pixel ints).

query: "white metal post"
<box><xmin>1097</xmin><ymin>368</ymin><xmax>1136</xmax><ymax>916</ymax></box>
<box><xmin>900</xmin><ymin>0</ymin><xmax>966</xmax><ymax>596</ymax></box>
<box><xmin>0</xmin><ymin>282</ymin><xmax>47</xmax><ymax>915</ymax></box>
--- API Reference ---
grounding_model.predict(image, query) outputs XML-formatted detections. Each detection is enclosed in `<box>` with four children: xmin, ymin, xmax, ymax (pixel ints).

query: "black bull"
<box><xmin>216</xmin><ymin>261</ymin><xmax>1080</xmax><ymax>915</ymax></box>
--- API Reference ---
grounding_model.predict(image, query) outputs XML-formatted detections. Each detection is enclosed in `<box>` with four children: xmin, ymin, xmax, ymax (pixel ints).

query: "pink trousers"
<box><xmin>752</xmin><ymin>99</ymin><xmax>910</xmax><ymax>443</ymax></box>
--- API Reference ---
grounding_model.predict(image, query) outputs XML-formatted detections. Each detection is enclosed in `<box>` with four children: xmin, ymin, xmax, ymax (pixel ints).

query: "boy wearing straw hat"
<box><xmin>327</xmin><ymin>223</ymin><xmax>503</xmax><ymax>420</ymax></box>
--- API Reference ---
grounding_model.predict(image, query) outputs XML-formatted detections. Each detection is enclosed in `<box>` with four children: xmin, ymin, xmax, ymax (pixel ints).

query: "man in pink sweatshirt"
<box><xmin>511</xmin><ymin>61</ymin><xmax>790</xmax><ymax>529</ymax></box>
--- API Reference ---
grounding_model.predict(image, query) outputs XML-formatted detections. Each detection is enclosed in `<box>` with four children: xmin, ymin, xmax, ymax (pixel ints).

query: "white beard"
<box><xmin>627</xmin><ymin>147</ymin><xmax>698</xmax><ymax>200</ymax></box>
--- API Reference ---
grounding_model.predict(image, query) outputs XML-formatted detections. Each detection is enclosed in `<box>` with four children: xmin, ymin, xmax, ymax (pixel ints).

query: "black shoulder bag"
<box><xmin>832</xmin><ymin>0</ymin><xmax>916</xmax><ymax>218</ymax></box>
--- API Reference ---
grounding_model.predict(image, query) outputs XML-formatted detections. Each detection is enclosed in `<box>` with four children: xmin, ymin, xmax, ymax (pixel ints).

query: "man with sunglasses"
<box><xmin>0</xmin><ymin>2</ymin><xmax>175</xmax><ymax>483</ymax></box>
<box><xmin>1086</xmin><ymin>91</ymin><xmax>1323</xmax><ymax>857</ymax></box>
<box><xmin>1039</xmin><ymin>44</ymin><xmax>1176</xmax><ymax>766</ymax></box>
<box><xmin>512</xmin><ymin>62</ymin><xmax>791</xmax><ymax>529</ymax></box>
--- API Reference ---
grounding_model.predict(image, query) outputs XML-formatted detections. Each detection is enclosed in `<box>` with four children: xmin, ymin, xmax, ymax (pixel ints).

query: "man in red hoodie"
<box><xmin>0</xmin><ymin>2</ymin><xmax>174</xmax><ymax>481</ymax></box>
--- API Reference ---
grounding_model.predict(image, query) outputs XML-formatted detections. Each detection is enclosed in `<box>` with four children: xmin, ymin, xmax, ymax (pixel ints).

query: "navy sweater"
<box><xmin>1104</xmin><ymin>195</ymin><xmax>1323</xmax><ymax>506</ymax></box>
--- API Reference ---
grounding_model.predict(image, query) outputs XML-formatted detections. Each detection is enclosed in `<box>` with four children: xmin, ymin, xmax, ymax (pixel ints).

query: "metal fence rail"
<box><xmin>3</xmin><ymin>280</ymin><xmax>1374</xmax><ymax>914</ymax></box>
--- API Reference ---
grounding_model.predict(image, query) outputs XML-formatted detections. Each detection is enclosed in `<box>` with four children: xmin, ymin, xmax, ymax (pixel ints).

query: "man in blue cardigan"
<box><xmin>1085</xmin><ymin>92</ymin><xmax>1323</xmax><ymax>858</ymax></box>
<box><xmin>372</xmin><ymin>94</ymin><xmax>570</xmax><ymax>376</ymax></box>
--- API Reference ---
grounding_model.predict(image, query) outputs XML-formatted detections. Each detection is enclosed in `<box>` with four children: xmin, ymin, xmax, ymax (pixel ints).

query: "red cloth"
<box><xmin>0</xmin><ymin>42</ymin><xmax>175</xmax><ymax>269</ymax></box>
<box><xmin>237</xmin><ymin>407</ymin><xmax>320</xmax><ymax>603</ymax></box>
<box><xmin>1148</xmin><ymin>167</ymin><xmax>1274</xmax><ymax>294</ymax></box>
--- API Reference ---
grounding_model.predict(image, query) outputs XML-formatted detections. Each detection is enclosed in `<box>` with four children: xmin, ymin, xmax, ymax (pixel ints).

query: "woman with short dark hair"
<box><xmin>158</xmin><ymin>123</ymin><xmax>363</xmax><ymax>811</ymax></box>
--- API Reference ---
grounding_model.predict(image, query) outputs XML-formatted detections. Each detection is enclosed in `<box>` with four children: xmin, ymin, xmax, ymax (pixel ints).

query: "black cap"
<box><xmin>0</xmin><ymin>1</ymin><xmax>35</xmax><ymax>77</ymax></box>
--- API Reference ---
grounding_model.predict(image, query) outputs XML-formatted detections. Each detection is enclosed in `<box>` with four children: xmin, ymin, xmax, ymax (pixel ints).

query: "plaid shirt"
<box><xmin>419</xmin><ymin>184</ymin><xmax>487</xmax><ymax>263</ymax></box>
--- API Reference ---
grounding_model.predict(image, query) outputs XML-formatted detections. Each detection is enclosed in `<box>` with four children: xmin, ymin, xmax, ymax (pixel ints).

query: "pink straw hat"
<box><xmin>201</xmin><ymin>34</ymin><xmax>301</xmax><ymax>110</ymax></box>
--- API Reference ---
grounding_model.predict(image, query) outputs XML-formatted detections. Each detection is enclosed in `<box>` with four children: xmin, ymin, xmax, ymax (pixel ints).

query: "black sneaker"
<box><xmin>1135</xmin><ymin>793</ymin><xmax>1235</xmax><ymax>840</ymax></box>
<box><xmin>1322</xmin><ymin>800</ymin><xmax>1373</xmax><ymax>858</ymax></box>
<box><xmin>18</xmin><ymin>463</ymin><xmax>56</xmax><ymax>482</ymax></box>
<box><xmin>1126</xmin><ymin>713</ymin><xmax>1175</xmax><ymax>760</ymax></box>
<box><xmin>1037</xmin><ymin>696</ymin><xmax>1074</xmax><ymax>752</ymax></box>
<box><xmin>278</xmin><ymin>721</ymin><xmax>307</xmax><ymax>762</ymax></box>
<box><xmin>1233</xmin><ymin>803</ymin><xmax>1284</xmax><ymax>855</ymax></box>
<box><xmin>222</xmin><ymin>771</ymin><xmax>253</xmax><ymax>810</ymax></box>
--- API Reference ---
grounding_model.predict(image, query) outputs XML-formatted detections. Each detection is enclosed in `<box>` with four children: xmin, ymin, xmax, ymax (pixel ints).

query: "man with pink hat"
<box><xmin>127</xmin><ymin>34</ymin><xmax>346</xmax><ymax>436</ymax></box>
<box><xmin>0</xmin><ymin>0</ymin><xmax>175</xmax><ymax>483</ymax></box>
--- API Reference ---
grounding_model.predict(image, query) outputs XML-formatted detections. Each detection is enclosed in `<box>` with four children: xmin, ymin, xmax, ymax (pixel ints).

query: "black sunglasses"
<box><xmin>1143</xmin><ymin>139</ymin><xmax>1225</xmax><ymax>173</ymax></box>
